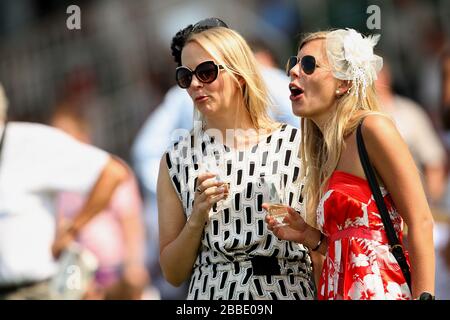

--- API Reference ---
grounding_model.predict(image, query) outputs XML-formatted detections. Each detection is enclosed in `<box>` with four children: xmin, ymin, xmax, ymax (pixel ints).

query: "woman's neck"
<box><xmin>311</xmin><ymin>110</ymin><xmax>333</xmax><ymax>133</ymax></box>
<box><xmin>204</xmin><ymin>98</ymin><xmax>255</xmax><ymax>134</ymax></box>
<box><xmin>202</xmin><ymin>102</ymin><xmax>277</xmax><ymax>150</ymax></box>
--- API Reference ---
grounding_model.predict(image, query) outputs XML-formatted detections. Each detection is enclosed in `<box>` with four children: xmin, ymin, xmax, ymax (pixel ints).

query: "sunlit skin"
<box><xmin>181</xmin><ymin>41</ymin><xmax>250</xmax><ymax>133</ymax></box>
<box><xmin>288</xmin><ymin>39</ymin><xmax>343</xmax><ymax>128</ymax></box>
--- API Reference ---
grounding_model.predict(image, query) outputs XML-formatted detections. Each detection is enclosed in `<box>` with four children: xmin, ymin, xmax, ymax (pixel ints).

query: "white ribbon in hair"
<box><xmin>326</xmin><ymin>28</ymin><xmax>383</xmax><ymax>97</ymax></box>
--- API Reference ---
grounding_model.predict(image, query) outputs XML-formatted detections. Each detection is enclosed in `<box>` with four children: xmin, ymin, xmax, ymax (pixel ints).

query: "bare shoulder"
<box><xmin>158</xmin><ymin>152</ymin><xmax>170</xmax><ymax>179</ymax></box>
<box><xmin>360</xmin><ymin>113</ymin><xmax>398</xmax><ymax>143</ymax></box>
<box><xmin>157</xmin><ymin>152</ymin><xmax>183</xmax><ymax>207</ymax></box>
<box><xmin>358</xmin><ymin>114</ymin><xmax>409</xmax><ymax>166</ymax></box>
<box><xmin>159</xmin><ymin>152</ymin><xmax>167</xmax><ymax>167</ymax></box>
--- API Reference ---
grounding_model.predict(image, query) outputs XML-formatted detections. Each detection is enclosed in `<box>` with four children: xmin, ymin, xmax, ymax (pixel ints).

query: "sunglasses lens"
<box><xmin>192</xmin><ymin>18</ymin><xmax>228</xmax><ymax>32</ymax></box>
<box><xmin>195</xmin><ymin>62</ymin><xmax>218</xmax><ymax>83</ymax></box>
<box><xmin>286</xmin><ymin>56</ymin><xmax>298</xmax><ymax>76</ymax></box>
<box><xmin>176</xmin><ymin>68</ymin><xmax>192</xmax><ymax>88</ymax></box>
<box><xmin>301</xmin><ymin>56</ymin><xmax>316</xmax><ymax>75</ymax></box>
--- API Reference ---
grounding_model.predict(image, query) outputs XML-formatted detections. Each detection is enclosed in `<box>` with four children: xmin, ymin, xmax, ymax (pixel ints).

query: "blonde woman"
<box><xmin>157</xmin><ymin>19</ymin><xmax>316</xmax><ymax>300</ymax></box>
<box><xmin>265</xmin><ymin>29</ymin><xmax>435</xmax><ymax>300</ymax></box>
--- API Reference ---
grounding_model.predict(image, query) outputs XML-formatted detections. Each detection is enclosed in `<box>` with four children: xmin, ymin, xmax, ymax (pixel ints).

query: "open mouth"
<box><xmin>289</xmin><ymin>85</ymin><xmax>304</xmax><ymax>99</ymax></box>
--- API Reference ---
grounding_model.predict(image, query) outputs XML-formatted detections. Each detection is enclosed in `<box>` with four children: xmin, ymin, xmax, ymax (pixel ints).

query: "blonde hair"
<box><xmin>0</xmin><ymin>83</ymin><xmax>8</xmax><ymax>124</ymax></box>
<box><xmin>186</xmin><ymin>27</ymin><xmax>276</xmax><ymax>131</ymax></box>
<box><xmin>298</xmin><ymin>31</ymin><xmax>384</xmax><ymax>227</ymax></box>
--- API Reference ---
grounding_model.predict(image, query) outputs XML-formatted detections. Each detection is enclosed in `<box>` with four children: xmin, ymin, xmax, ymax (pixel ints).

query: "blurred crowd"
<box><xmin>1</xmin><ymin>0</ymin><xmax>450</xmax><ymax>299</ymax></box>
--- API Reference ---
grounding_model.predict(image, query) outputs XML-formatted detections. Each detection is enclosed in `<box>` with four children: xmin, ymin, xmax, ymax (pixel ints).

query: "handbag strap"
<box><xmin>356</xmin><ymin>119</ymin><xmax>412</xmax><ymax>290</ymax></box>
<box><xmin>356</xmin><ymin>121</ymin><xmax>400</xmax><ymax>247</ymax></box>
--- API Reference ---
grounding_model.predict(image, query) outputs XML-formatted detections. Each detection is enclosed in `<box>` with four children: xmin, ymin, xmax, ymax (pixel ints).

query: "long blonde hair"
<box><xmin>186</xmin><ymin>27</ymin><xmax>277</xmax><ymax>131</ymax></box>
<box><xmin>299</xmin><ymin>31</ymin><xmax>384</xmax><ymax>227</ymax></box>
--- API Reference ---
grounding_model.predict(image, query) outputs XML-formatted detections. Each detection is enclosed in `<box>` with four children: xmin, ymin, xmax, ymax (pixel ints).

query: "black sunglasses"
<box><xmin>286</xmin><ymin>55</ymin><xmax>318</xmax><ymax>76</ymax></box>
<box><xmin>192</xmin><ymin>18</ymin><xmax>229</xmax><ymax>33</ymax></box>
<box><xmin>176</xmin><ymin>61</ymin><xmax>224</xmax><ymax>89</ymax></box>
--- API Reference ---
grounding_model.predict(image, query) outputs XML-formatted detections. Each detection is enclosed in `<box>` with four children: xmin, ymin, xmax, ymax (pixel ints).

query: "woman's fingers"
<box><xmin>194</xmin><ymin>182</ymin><xmax>227</xmax><ymax>213</ymax></box>
<box><xmin>202</xmin><ymin>185</ymin><xmax>226</xmax><ymax>197</ymax></box>
<box><xmin>196</xmin><ymin>176</ymin><xmax>224</xmax><ymax>194</ymax></box>
<box><xmin>197</xmin><ymin>172</ymin><xmax>217</xmax><ymax>183</ymax></box>
<box><xmin>265</xmin><ymin>214</ymin><xmax>279</xmax><ymax>230</ymax></box>
<box><xmin>195</xmin><ymin>172</ymin><xmax>218</xmax><ymax>191</ymax></box>
<box><xmin>208</xmin><ymin>192</ymin><xmax>227</xmax><ymax>205</ymax></box>
<box><xmin>286</xmin><ymin>206</ymin><xmax>298</xmax><ymax>216</ymax></box>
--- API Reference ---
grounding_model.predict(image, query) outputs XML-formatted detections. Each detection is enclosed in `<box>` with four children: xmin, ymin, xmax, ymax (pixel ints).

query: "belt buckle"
<box><xmin>250</xmin><ymin>256</ymin><xmax>281</xmax><ymax>276</ymax></box>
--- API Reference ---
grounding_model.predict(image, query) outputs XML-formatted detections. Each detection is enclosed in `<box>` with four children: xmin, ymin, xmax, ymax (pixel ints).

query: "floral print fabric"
<box><xmin>317</xmin><ymin>171</ymin><xmax>411</xmax><ymax>300</ymax></box>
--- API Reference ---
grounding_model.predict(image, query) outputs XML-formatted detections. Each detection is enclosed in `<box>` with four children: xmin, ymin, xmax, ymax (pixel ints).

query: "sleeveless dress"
<box><xmin>165</xmin><ymin>124</ymin><xmax>315</xmax><ymax>300</ymax></box>
<box><xmin>317</xmin><ymin>170</ymin><xmax>412</xmax><ymax>300</ymax></box>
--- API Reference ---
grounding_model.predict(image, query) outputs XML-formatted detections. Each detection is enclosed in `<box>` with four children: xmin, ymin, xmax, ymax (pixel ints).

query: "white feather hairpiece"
<box><xmin>326</xmin><ymin>28</ymin><xmax>383</xmax><ymax>98</ymax></box>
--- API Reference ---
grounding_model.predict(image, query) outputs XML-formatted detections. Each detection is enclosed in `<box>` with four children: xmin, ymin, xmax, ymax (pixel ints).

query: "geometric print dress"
<box><xmin>165</xmin><ymin>124</ymin><xmax>316</xmax><ymax>300</ymax></box>
<box><xmin>317</xmin><ymin>170</ymin><xmax>412</xmax><ymax>300</ymax></box>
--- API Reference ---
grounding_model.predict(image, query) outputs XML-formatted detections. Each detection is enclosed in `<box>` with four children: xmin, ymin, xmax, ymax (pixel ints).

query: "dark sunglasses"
<box><xmin>191</xmin><ymin>18</ymin><xmax>229</xmax><ymax>33</ymax></box>
<box><xmin>286</xmin><ymin>55</ymin><xmax>318</xmax><ymax>76</ymax></box>
<box><xmin>176</xmin><ymin>61</ymin><xmax>224</xmax><ymax>89</ymax></box>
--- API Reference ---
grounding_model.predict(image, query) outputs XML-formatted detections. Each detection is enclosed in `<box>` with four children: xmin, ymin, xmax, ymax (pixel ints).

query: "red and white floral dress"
<box><xmin>317</xmin><ymin>171</ymin><xmax>412</xmax><ymax>300</ymax></box>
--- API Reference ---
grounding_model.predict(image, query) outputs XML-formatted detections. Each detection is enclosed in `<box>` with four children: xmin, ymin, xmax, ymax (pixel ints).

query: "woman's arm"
<box><xmin>52</xmin><ymin>156</ymin><xmax>130</xmax><ymax>258</ymax></box>
<box><xmin>115</xmin><ymin>178</ymin><xmax>149</xmax><ymax>298</ymax></box>
<box><xmin>158</xmin><ymin>155</ymin><xmax>226</xmax><ymax>286</ymax></box>
<box><xmin>263</xmin><ymin>205</ymin><xmax>328</xmax><ymax>256</ymax></box>
<box><xmin>264</xmin><ymin>205</ymin><xmax>327</xmax><ymax>286</ymax></box>
<box><xmin>362</xmin><ymin>115</ymin><xmax>435</xmax><ymax>298</ymax></box>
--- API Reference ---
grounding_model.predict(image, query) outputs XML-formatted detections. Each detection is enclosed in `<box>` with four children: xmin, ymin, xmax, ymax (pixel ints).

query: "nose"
<box><xmin>189</xmin><ymin>75</ymin><xmax>203</xmax><ymax>89</ymax></box>
<box><xmin>289</xmin><ymin>62</ymin><xmax>300</xmax><ymax>79</ymax></box>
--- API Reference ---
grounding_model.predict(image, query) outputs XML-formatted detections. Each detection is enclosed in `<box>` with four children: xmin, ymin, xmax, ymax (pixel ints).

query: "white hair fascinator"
<box><xmin>326</xmin><ymin>28</ymin><xmax>383</xmax><ymax>97</ymax></box>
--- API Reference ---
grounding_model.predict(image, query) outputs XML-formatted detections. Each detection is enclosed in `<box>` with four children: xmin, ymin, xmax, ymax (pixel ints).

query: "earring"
<box><xmin>336</xmin><ymin>89</ymin><xmax>340</xmax><ymax>95</ymax></box>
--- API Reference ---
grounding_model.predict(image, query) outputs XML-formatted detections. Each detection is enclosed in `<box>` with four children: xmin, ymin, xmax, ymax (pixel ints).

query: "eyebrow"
<box><xmin>184</xmin><ymin>60</ymin><xmax>210</xmax><ymax>69</ymax></box>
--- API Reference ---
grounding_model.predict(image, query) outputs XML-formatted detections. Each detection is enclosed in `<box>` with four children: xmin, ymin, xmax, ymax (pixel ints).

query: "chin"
<box><xmin>291</xmin><ymin>103</ymin><xmax>308</xmax><ymax>118</ymax></box>
<box><xmin>196</xmin><ymin>103</ymin><xmax>216</xmax><ymax>116</ymax></box>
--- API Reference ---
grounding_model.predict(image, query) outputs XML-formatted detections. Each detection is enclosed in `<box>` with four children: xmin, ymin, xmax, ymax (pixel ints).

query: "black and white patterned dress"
<box><xmin>165</xmin><ymin>124</ymin><xmax>315</xmax><ymax>300</ymax></box>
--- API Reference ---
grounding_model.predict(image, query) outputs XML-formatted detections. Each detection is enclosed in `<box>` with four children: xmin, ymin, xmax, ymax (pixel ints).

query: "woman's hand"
<box><xmin>51</xmin><ymin>225</ymin><xmax>76</xmax><ymax>259</ymax></box>
<box><xmin>263</xmin><ymin>204</ymin><xmax>310</xmax><ymax>244</ymax></box>
<box><xmin>189</xmin><ymin>172</ymin><xmax>227</xmax><ymax>228</ymax></box>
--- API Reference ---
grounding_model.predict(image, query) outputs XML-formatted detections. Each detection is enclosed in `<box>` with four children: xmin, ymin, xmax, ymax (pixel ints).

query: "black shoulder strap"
<box><xmin>356</xmin><ymin>119</ymin><xmax>411</xmax><ymax>290</ymax></box>
<box><xmin>356</xmin><ymin>121</ymin><xmax>399</xmax><ymax>245</ymax></box>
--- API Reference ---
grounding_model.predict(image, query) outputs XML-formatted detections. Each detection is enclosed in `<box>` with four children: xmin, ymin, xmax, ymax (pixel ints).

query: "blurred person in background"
<box><xmin>441</xmin><ymin>47</ymin><xmax>450</xmax><ymax>152</ymax></box>
<box><xmin>379</xmin><ymin>0</ymin><xmax>438</xmax><ymax>100</ymax></box>
<box><xmin>0</xmin><ymin>83</ymin><xmax>129</xmax><ymax>299</ymax></box>
<box><xmin>375</xmin><ymin>61</ymin><xmax>447</xmax><ymax>206</ymax></box>
<box><xmin>131</xmin><ymin>18</ymin><xmax>298</xmax><ymax>299</ymax></box>
<box><xmin>51</xmin><ymin>105</ymin><xmax>152</xmax><ymax>300</ymax></box>
<box><xmin>433</xmin><ymin>46</ymin><xmax>450</xmax><ymax>300</ymax></box>
<box><xmin>157</xmin><ymin>21</ymin><xmax>316</xmax><ymax>300</ymax></box>
<box><xmin>438</xmin><ymin>47</ymin><xmax>450</xmax><ymax>213</ymax></box>
<box><xmin>433</xmin><ymin>216</ymin><xmax>450</xmax><ymax>300</ymax></box>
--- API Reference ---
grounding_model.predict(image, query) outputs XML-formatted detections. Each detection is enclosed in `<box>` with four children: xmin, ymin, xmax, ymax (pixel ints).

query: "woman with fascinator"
<box><xmin>265</xmin><ymin>29</ymin><xmax>435</xmax><ymax>300</ymax></box>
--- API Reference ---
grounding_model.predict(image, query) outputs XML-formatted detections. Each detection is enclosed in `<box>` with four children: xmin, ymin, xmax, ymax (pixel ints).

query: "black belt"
<box><xmin>249</xmin><ymin>256</ymin><xmax>281</xmax><ymax>276</ymax></box>
<box><xmin>0</xmin><ymin>280</ymin><xmax>47</xmax><ymax>296</ymax></box>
